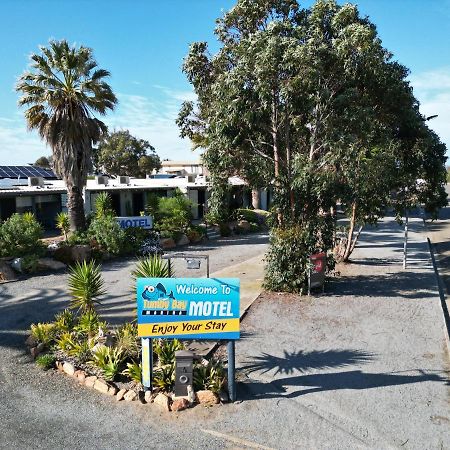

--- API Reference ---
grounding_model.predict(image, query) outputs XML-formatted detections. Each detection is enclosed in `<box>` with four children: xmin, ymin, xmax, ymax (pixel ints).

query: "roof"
<box><xmin>0</xmin><ymin>166</ymin><xmax>57</xmax><ymax>179</ymax></box>
<box><xmin>161</xmin><ymin>160</ymin><xmax>202</xmax><ymax>167</ymax></box>
<box><xmin>0</xmin><ymin>175</ymin><xmax>246</xmax><ymax>196</ymax></box>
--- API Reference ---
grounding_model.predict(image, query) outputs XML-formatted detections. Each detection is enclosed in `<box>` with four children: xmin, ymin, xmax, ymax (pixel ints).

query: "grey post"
<box><xmin>227</xmin><ymin>340</ymin><xmax>236</xmax><ymax>402</ymax></box>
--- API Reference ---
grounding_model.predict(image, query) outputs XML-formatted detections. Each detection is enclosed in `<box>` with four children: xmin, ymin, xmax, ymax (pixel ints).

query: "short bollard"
<box><xmin>174</xmin><ymin>350</ymin><xmax>194</xmax><ymax>397</ymax></box>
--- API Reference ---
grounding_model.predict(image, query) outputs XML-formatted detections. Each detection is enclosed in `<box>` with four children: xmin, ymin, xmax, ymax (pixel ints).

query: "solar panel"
<box><xmin>0</xmin><ymin>166</ymin><xmax>58</xmax><ymax>179</ymax></box>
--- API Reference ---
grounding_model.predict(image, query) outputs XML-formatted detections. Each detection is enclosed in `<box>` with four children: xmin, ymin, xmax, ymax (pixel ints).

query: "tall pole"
<box><xmin>227</xmin><ymin>340</ymin><xmax>236</xmax><ymax>402</ymax></box>
<box><xmin>403</xmin><ymin>210</ymin><xmax>409</xmax><ymax>269</ymax></box>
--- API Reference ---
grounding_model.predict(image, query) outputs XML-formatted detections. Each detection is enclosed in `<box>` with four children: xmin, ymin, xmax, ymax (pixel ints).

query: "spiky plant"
<box><xmin>68</xmin><ymin>260</ymin><xmax>106</xmax><ymax>311</ymax></box>
<box><xmin>193</xmin><ymin>359</ymin><xmax>226</xmax><ymax>393</ymax></box>
<box><xmin>122</xmin><ymin>361</ymin><xmax>142</xmax><ymax>384</ymax></box>
<box><xmin>16</xmin><ymin>39</ymin><xmax>117</xmax><ymax>231</ymax></box>
<box><xmin>30</xmin><ymin>323</ymin><xmax>56</xmax><ymax>346</ymax></box>
<box><xmin>53</xmin><ymin>309</ymin><xmax>76</xmax><ymax>334</ymax></box>
<box><xmin>36</xmin><ymin>354</ymin><xmax>56</xmax><ymax>370</ymax></box>
<box><xmin>74</xmin><ymin>310</ymin><xmax>106</xmax><ymax>339</ymax></box>
<box><xmin>55</xmin><ymin>212</ymin><xmax>70</xmax><ymax>240</ymax></box>
<box><xmin>115</xmin><ymin>322</ymin><xmax>139</xmax><ymax>358</ymax></box>
<box><xmin>94</xmin><ymin>192</ymin><xmax>114</xmax><ymax>218</ymax></box>
<box><xmin>153</xmin><ymin>339</ymin><xmax>184</xmax><ymax>366</ymax></box>
<box><xmin>91</xmin><ymin>346</ymin><xmax>125</xmax><ymax>381</ymax></box>
<box><xmin>131</xmin><ymin>255</ymin><xmax>173</xmax><ymax>282</ymax></box>
<box><xmin>152</xmin><ymin>364</ymin><xmax>175</xmax><ymax>392</ymax></box>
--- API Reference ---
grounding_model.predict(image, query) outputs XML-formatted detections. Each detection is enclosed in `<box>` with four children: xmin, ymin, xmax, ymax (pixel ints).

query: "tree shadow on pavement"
<box><xmin>238</xmin><ymin>369</ymin><xmax>449</xmax><ymax>401</ymax></box>
<box><xmin>242</xmin><ymin>349</ymin><xmax>374</xmax><ymax>376</ymax></box>
<box><xmin>238</xmin><ymin>349</ymin><xmax>449</xmax><ymax>400</ymax></box>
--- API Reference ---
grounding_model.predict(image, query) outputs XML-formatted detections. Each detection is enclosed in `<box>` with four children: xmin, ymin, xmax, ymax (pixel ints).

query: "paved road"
<box><xmin>1</xmin><ymin>217</ymin><xmax>449</xmax><ymax>449</ymax></box>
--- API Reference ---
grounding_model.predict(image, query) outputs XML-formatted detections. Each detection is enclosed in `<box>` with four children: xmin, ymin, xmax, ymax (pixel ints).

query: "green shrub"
<box><xmin>234</xmin><ymin>208</ymin><xmax>259</xmax><ymax>224</ymax></box>
<box><xmin>21</xmin><ymin>253</ymin><xmax>40</xmax><ymax>273</ymax></box>
<box><xmin>53</xmin><ymin>309</ymin><xmax>76</xmax><ymax>334</ymax></box>
<box><xmin>67</xmin><ymin>337</ymin><xmax>94</xmax><ymax>363</ymax></box>
<box><xmin>56</xmin><ymin>332</ymin><xmax>77</xmax><ymax>352</ymax></box>
<box><xmin>263</xmin><ymin>221</ymin><xmax>334</xmax><ymax>293</ymax></box>
<box><xmin>0</xmin><ymin>212</ymin><xmax>44</xmax><ymax>257</ymax></box>
<box><xmin>115</xmin><ymin>323</ymin><xmax>139</xmax><ymax>358</ymax></box>
<box><xmin>88</xmin><ymin>215</ymin><xmax>125</xmax><ymax>255</ymax></box>
<box><xmin>30</xmin><ymin>323</ymin><xmax>56</xmax><ymax>345</ymax></box>
<box><xmin>153</xmin><ymin>339</ymin><xmax>184</xmax><ymax>366</ymax></box>
<box><xmin>121</xmin><ymin>227</ymin><xmax>149</xmax><ymax>255</ymax></box>
<box><xmin>66</xmin><ymin>230</ymin><xmax>90</xmax><ymax>246</ymax></box>
<box><xmin>156</xmin><ymin>189</ymin><xmax>193</xmax><ymax>233</ymax></box>
<box><xmin>68</xmin><ymin>260</ymin><xmax>106</xmax><ymax>311</ymax></box>
<box><xmin>193</xmin><ymin>359</ymin><xmax>226</xmax><ymax>393</ymax></box>
<box><xmin>36</xmin><ymin>354</ymin><xmax>56</xmax><ymax>370</ymax></box>
<box><xmin>55</xmin><ymin>212</ymin><xmax>70</xmax><ymax>240</ymax></box>
<box><xmin>91</xmin><ymin>346</ymin><xmax>125</xmax><ymax>381</ymax></box>
<box><xmin>122</xmin><ymin>361</ymin><xmax>142</xmax><ymax>384</ymax></box>
<box><xmin>250</xmin><ymin>223</ymin><xmax>260</xmax><ymax>233</ymax></box>
<box><xmin>152</xmin><ymin>364</ymin><xmax>174</xmax><ymax>392</ymax></box>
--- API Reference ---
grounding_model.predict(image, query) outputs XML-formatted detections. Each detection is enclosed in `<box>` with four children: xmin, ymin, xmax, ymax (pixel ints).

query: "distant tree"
<box><xmin>34</xmin><ymin>156</ymin><xmax>52</xmax><ymax>169</ymax></box>
<box><xmin>95</xmin><ymin>130</ymin><xmax>161</xmax><ymax>177</ymax></box>
<box><xmin>16</xmin><ymin>40</ymin><xmax>117</xmax><ymax>231</ymax></box>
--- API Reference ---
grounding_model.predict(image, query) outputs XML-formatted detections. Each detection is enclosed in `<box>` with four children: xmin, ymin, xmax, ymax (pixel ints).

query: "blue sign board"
<box><xmin>116</xmin><ymin>216</ymin><xmax>153</xmax><ymax>229</ymax></box>
<box><xmin>136</xmin><ymin>278</ymin><xmax>240</xmax><ymax>340</ymax></box>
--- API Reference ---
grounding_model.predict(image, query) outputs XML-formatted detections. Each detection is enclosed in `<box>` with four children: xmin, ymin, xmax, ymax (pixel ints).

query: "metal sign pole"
<box><xmin>403</xmin><ymin>210</ymin><xmax>409</xmax><ymax>269</ymax></box>
<box><xmin>141</xmin><ymin>337</ymin><xmax>153</xmax><ymax>391</ymax></box>
<box><xmin>227</xmin><ymin>340</ymin><xmax>236</xmax><ymax>402</ymax></box>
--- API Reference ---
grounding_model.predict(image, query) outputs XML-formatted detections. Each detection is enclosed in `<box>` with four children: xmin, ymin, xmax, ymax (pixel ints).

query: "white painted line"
<box><xmin>200</xmin><ymin>429</ymin><xmax>275</xmax><ymax>450</ymax></box>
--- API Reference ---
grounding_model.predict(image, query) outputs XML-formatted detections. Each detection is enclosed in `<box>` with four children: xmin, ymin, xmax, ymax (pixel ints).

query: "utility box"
<box><xmin>174</xmin><ymin>350</ymin><xmax>194</xmax><ymax>397</ymax></box>
<box><xmin>308</xmin><ymin>252</ymin><xmax>326</xmax><ymax>294</ymax></box>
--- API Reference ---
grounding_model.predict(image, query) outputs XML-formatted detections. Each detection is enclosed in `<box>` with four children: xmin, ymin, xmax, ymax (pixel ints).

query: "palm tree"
<box><xmin>16</xmin><ymin>40</ymin><xmax>117</xmax><ymax>230</ymax></box>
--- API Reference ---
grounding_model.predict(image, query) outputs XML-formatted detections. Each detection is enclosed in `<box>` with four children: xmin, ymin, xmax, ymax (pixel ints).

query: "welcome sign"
<box><xmin>136</xmin><ymin>278</ymin><xmax>240</xmax><ymax>340</ymax></box>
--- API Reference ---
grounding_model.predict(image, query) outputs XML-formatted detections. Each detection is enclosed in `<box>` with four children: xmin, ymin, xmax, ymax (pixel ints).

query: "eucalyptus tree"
<box><xmin>16</xmin><ymin>40</ymin><xmax>117</xmax><ymax>231</ymax></box>
<box><xmin>178</xmin><ymin>0</ymin><xmax>447</xmax><ymax>289</ymax></box>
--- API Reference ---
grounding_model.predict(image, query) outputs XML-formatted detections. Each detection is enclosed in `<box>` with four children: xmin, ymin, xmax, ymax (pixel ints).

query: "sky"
<box><xmin>0</xmin><ymin>0</ymin><xmax>449</xmax><ymax>165</ymax></box>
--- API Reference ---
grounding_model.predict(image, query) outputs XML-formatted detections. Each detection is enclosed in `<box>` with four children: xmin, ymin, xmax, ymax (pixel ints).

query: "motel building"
<box><xmin>0</xmin><ymin>163</ymin><xmax>269</xmax><ymax>229</ymax></box>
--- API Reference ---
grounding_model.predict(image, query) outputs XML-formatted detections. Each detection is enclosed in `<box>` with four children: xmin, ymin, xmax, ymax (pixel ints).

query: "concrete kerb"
<box><xmin>427</xmin><ymin>237</ymin><xmax>450</xmax><ymax>356</ymax></box>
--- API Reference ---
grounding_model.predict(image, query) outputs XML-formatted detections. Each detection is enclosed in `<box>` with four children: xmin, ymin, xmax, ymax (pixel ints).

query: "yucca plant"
<box><xmin>55</xmin><ymin>212</ymin><xmax>70</xmax><ymax>240</ymax></box>
<box><xmin>122</xmin><ymin>361</ymin><xmax>142</xmax><ymax>384</ymax></box>
<box><xmin>55</xmin><ymin>331</ymin><xmax>77</xmax><ymax>352</ymax></box>
<box><xmin>74</xmin><ymin>310</ymin><xmax>107</xmax><ymax>339</ymax></box>
<box><xmin>152</xmin><ymin>364</ymin><xmax>175</xmax><ymax>392</ymax></box>
<box><xmin>68</xmin><ymin>260</ymin><xmax>106</xmax><ymax>311</ymax></box>
<box><xmin>131</xmin><ymin>255</ymin><xmax>173</xmax><ymax>282</ymax></box>
<box><xmin>153</xmin><ymin>339</ymin><xmax>184</xmax><ymax>366</ymax></box>
<box><xmin>94</xmin><ymin>192</ymin><xmax>114</xmax><ymax>218</ymax></box>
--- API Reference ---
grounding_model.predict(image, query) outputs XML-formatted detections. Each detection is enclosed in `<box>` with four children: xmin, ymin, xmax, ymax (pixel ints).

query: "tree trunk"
<box><xmin>251</xmin><ymin>189</ymin><xmax>260</xmax><ymax>209</ymax></box>
<box><xmin>67</xmin><ymin>184</ymin><xmax>86</xmax><ymax>231</ymax></box>
<box><xmin>272</xmin><ymin>91</ymin><xmax>283</xmax><ymax>226</ymax></box>
<box><xmin>342</xmin><ymin>202</ymin><xmax>360</xmax><ymax>262</ymax></box>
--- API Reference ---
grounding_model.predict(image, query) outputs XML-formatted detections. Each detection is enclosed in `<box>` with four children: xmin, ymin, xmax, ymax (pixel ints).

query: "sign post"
<box><xmin>136</xmin><ymin>277</ymin><xmax>240</xmax><ymax>399</ymax></box>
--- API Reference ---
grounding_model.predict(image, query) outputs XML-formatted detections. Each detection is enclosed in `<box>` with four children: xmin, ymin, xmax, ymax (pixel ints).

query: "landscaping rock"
<box><xmin>196</xmin><ymin>390</ymin><xmax>219</xmax><ymax>405</ymax></box>
<box><xmin>30</xmin><ymin>343</ymin><xmax>45</xmax><ymax>359</ymax></box>
<box><xmin>76</xmin><ymin>371</ymin><xmax>86</xmax><ymax>383</ymax></box>
<box><xmin>160</xmin><ymin>238</ymin><xmax>176</xmax><ymax>250</ymax></box>
<box><xmin>55</xmin><ymin>361</ymin><xmax>64</xmax><ymax>371</ymax></box>
<box><xmin>93</xmin><ymin>379</ymin><xmax>110</xmax><ymax>394</ymax></box>
<box><xmin>153</xmin><ymin>393</ymin><xmax>171</xmax><ymax>412</ymax></box>
<box><xmin>171</xmin><ymin>398</ymin><xmax>190</xmax><ymax>412</ymax></box>
<box><xmin>25</xmin><ymin>335</ymin><xmax>37</xmax><ymax>347</ymax></box>
<box><xmin>187</xmin><ymin>385</ymin><xmax>196</xmax><ymax>404</ymax></box>
<box><xmin>144</xmin><ymin>390</ymin><xmax>153</xmax><ymax>403</ymax></box>
<box><xmin>237</xmin><ymin>220</ymin><xmax>251</xmax><ymax>231</ymax></box>
<box><xmin>37</xmin><ymin>257</ymin><xmax>66</xmax><ymax>271</ymax></box>
<box><xmin>53</xmin><ymin>246</ymin><xmax>73</xmax><ymax>264</ymax></box>
<box><xmin>124</xmin><ymin>390</ymin><xmax>137</xmax><ymax>402</ymax></box>
<box><xmin>0</xmin><ymin>261</ymin><xmax>17</xmax><ymax>282</ymax></box>
<box><xmin>176</xmin><ymin>234</ymin><xmax>190</xmax><ymax>246</ymax></box>
<box><xmin>218</xmin><ymin>391</ymin><xmax>229</xmax><ymax>403</ymax></box>
<box><xmin>63</xmin><ymin>362</ymin><xmax>76</xmax><ymax>376</ymax></box>
<box><xmin>108</xmin><ymin>386</ymin><xmax>118</xmax><ymax>396</ymax></box>
<box><xmin>70</xmin><ymin>245</ymin><xmax>91</xmax><ymax>263</ymax></box>
<box><xmin>85</xmin><ymin>376</ymin><xmax>97</xmax><ymax>388</ymax></box>
<box><xmin>116</xmin><ymin>388</ymin><xmax>127</xmax><ymax>401</ymax></box>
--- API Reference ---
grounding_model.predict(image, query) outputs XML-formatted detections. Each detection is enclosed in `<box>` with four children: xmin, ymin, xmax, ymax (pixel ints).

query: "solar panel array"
<box><xmin>0</xmin><ymin>166</ymin><xmax>57</xmax><ymax>179</ymax></box>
